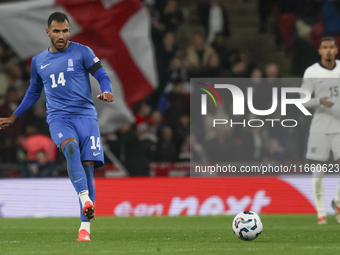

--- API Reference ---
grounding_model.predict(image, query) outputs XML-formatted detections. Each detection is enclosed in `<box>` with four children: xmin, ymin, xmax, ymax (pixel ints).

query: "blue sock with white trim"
<box><xmin>83</xmin><ymin>164</ymin><xmax>95</xmax><ymax>203</ymax></box>
<box><xmin>80</xmin><ymin>164</ymin><xmax>95</xmax><ymax>222</ymax></box>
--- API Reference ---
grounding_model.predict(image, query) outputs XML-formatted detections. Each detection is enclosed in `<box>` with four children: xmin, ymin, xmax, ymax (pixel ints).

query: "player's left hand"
<box><xmin>97</xmin><ymin>92</ymin><xmax>114</xmax><ymax>102</ymax></box>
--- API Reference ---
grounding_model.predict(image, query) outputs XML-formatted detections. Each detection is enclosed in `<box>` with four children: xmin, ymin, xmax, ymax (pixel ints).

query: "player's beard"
<box><xmin>52</xmin><ymin>39</ymin><xmax>68</xmax><ymax>52</ymax></box>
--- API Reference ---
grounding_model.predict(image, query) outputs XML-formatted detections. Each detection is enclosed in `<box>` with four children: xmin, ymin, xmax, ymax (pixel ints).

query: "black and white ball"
<box><xmin>232</xmin><ymin>211</ymin><xmax>263</xmax><ymax>241</ymax></box>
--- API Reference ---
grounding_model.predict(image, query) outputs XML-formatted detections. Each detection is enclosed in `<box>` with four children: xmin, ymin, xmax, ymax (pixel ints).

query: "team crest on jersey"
<box><xmin>67</xmin><ymin>58</ymin><xmax>74</xmax><ymax>71</ymax></box>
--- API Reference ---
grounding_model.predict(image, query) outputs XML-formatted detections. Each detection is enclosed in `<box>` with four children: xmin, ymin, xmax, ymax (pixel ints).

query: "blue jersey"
<box><xmin>17</xmin><ymin>42</ymin><xmax>100</xmax><ymax>123</ymax></box>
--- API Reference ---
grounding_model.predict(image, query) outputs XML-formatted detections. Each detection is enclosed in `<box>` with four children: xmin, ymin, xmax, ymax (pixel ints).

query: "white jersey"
<box><xmin>302</xmin><ymin>60</ymin><xmax>340</xmax><ymax>133</ymax></box>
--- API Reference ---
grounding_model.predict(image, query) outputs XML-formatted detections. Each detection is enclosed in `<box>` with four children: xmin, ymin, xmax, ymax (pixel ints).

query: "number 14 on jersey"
<box><xmin>50</xmin><ymin>72</ymin><xmax>66</xmax><ymax>88</ymax></box>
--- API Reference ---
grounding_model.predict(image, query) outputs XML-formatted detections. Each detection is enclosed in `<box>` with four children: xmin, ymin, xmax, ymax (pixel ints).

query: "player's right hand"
<box><xmin>0</xmin><ymin>114</ymin><xmax>18</xmax><ymax>130</ymax></box>
<box><xmin>320</xmin><ymin>97</ymin><xmax>334</xmax><ymax>108</ymax></box>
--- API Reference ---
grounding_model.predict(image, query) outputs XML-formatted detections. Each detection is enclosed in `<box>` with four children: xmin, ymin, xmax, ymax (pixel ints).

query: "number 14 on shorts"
<box><xmin>90</xmin><ymin>136</ymin><xmax>101</xmax><ymax>150</ymax></box>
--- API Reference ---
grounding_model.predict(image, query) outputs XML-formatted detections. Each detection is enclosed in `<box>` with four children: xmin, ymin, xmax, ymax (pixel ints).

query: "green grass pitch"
<box><xmin>0</xmin><ymin>215</ymin><xmax>339</xmax><ymax>255</ymax></box>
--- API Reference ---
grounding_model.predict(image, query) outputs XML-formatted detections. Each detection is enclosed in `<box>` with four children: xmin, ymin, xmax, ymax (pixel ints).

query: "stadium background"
<box><xmin>0</xmin><ymin>0</ymin><xmax>339</xmax><ymax>217</ymax></box>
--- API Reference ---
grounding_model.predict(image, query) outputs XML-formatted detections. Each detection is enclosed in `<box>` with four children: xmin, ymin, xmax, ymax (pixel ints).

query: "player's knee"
<box><xmin>67</xmin><ymin>143</ymin><xmax>75</xmax><ymax>155</ymax></box>
<box><xmin>63</xmin><ymin>141</ymin><xmax>79</xmax><ymax>158</ymax></box>
<box><xmin>61</xmin><ymin>138</ymin><xmax>78</xmax><ymax>153</ymax></box>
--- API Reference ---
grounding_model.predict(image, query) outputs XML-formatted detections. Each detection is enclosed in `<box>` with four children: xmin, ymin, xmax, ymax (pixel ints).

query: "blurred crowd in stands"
<box><xmin>0</xmin><ymin>0</ymin><xmax>338</xmax><ymax>177</ymax></box>
<box><xmin>259</xmin><ymin>0</ymin><xmax>340</xmax><ymax>76</ymax></box>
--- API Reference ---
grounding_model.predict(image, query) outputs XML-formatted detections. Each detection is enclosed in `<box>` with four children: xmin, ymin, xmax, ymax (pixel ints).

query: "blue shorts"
<box><xmin>49</xmin><ymin>117</ymin><xmax>104</xmax><ymax>168</ymax></box>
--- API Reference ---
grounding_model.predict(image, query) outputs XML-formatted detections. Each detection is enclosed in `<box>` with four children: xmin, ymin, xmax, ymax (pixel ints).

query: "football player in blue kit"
<box><xmin>0</xmin><ymin>12</ymin><xmax>114</xmax><ymax>241</ymax></box>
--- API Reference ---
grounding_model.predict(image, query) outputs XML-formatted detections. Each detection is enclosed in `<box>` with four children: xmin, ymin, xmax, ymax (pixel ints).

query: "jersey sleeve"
<box><xmin>14</xmin><ymin>56</ymin><xmax>43</xmax><ymax>118</ymax></box>
<box><xmin>81</xmin><ymin>45</ymin><xmax>112</xmax><ymax>93</ymax></box>
<box><xmin>81</xmin><ymin>45</ymin><xmax>101</xmax><ymax>70</ymax></box>
<box><xmin>301</xmin><ymin>68</ymin><xmax>320</xmax><ymax>108</ymax></box>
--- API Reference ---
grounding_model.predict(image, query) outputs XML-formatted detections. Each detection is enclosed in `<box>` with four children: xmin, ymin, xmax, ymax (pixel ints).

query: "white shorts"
<box><xmin>306</xmin><ymin>133</ymin><xmax>340</xmax><ymax>161</ymax></box>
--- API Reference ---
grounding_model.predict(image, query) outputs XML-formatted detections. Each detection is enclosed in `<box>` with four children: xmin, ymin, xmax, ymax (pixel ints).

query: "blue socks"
<box><xmin>63</xmin><ymin>141</ymin><xmax>96</xmax><ymax>223</ymax></box>
<box><xmin>80</xmin><ymin>164</ymin><xmax>95</xmax><ymax>222</ymax></box>
<box><xmin>63</xmin><ymin>142</ymin><xmax>88</xmax><ymax>194</ymax></box>
<box><xmin>83</xmin><ymin>164</ymin><xmax>95</xmax><ymax>203</ymax></box>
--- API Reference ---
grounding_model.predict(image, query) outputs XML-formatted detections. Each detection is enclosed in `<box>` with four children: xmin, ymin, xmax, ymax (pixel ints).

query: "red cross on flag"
<box><xmin>0</xmin><ymin>0</ymin><xmax>158</xmax><ymax>133</ymax></box>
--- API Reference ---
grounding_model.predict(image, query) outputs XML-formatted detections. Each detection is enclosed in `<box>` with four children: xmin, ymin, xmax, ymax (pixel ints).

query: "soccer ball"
<box><xmin>232</xmin><ymin>211</ymin><xmax>263</xmax><ymax>241</ymax></box>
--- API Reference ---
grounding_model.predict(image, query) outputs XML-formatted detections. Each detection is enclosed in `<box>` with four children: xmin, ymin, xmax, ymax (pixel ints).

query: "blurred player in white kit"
<box><xmin>302</xmin><ymin>37</ymin><xmax>340</xmax><ymax>224</ymax></box>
